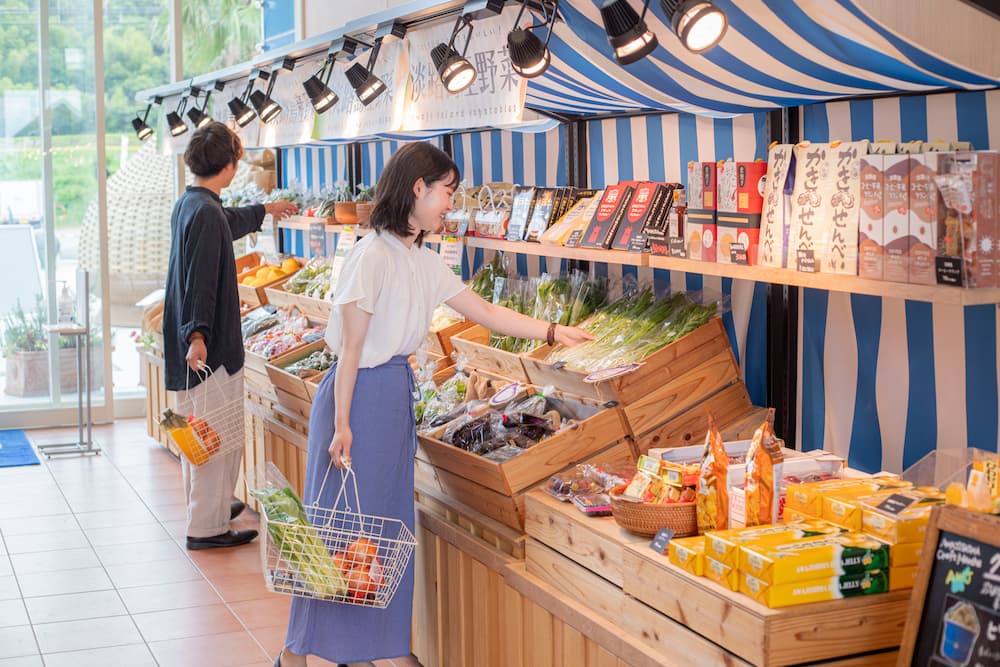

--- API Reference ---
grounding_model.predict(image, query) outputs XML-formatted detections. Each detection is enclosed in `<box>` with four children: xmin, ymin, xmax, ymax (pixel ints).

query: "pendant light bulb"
<box><xmin>600</xmin><ymin>0</ymin><xmax>659</xmax><ymax>65</ymax></box>
<box><xmin>431</xmin><ymin>43</ymin><xmax>477</xmax><ymax>94</ymax></box>
<box><xmin>250</xmin><ymin>90</ymin><xmax>282</xmax><ymax>123</ymax></box>
<box><xmin>507</xmin><ymin>27</ymin><xmax>550</xmax><ymax>78</ymax></box>
<box><xmin>661</xmin><ymin>0</ymin><xmax>728</xmax><ymax>53</ymax></box>
<box><xmin>132</xmin><ymin>116</ymin><xmax>153</xmax><ymax>141</ymax></box>
<box><xmin>228</xmin><ymin>97</ymin><xmax>255</xmax><ymax>127</ymax></box>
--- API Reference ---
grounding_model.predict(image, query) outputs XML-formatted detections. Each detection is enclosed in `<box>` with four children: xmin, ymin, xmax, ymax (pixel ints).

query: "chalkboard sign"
<box><xmin>898</xmin><ymin>506</ymin><xmax>1000</xmax><ymax>667</ymax></box>
<box><xmin>308</xmin><ymin>221</ymin><xmax>327</xmax><ymax>257</ymax></box>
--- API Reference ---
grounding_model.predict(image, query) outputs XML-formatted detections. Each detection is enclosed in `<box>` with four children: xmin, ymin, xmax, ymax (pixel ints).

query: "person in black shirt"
<box><xmin>163</xmin><ymin>122</ymin><xmax>296</xmax><ymax>550</ymax></box>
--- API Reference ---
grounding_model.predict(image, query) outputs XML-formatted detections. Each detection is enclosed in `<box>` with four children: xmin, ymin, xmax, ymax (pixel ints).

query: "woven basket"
<box><xmin>609</xmin><ymin>493</ymin><xmax>698</xmax><ymax>538</ymax></box>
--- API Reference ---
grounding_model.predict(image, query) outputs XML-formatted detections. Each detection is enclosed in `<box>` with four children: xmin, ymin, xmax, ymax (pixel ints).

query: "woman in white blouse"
<box><xmin>276</xmin><ymin>142</ymin><xmax>592</xmax><ymax>667</ymax></box>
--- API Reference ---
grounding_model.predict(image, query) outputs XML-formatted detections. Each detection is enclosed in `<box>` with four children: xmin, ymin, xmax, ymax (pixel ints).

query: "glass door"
<box><xmin>0</xmin><ymin>0</ymin><xmax>111</xmax><ymax>427</ymax></box>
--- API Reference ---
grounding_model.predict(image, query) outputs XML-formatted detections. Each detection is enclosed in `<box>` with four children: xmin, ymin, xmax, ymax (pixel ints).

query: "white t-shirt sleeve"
<box><xmin>426</xmin><ymin>249</ymin><xmax>467</xmax><ymax>306</ymax></box>
<box><xmin>332</xmin><ymin>245</ymin><xmax>385</xmax><ymax>314</ymax></box>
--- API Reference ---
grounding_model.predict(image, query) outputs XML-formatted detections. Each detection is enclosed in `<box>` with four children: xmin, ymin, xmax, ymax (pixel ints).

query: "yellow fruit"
<box><xmin>281</xmin><ymin>258</ymin><xmax>299</xmax><ymax>273</ymax></box>
<box><xmin>945</xmin><ymin>482</ymin><xmax>966</xmax><ymax>507</ymax></box>
<box><xmin>240</xmin><ymin>276</ymin><xmax>254</xmax><ymax>285</ymax></box>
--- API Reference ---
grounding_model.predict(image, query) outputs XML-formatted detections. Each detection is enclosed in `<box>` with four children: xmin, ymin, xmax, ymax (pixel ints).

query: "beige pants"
<box><xmin>174</xmin><ymin>367</ymin><xmax>245</xmax><ymax>538</ymax></box>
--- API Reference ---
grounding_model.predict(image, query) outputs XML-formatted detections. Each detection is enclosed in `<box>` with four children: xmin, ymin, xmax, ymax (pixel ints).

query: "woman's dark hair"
<box><xmin>370</xmin><ymin>142</ymin><xmax>459</xmax><ymax>242</ymax></box>
<box><xmin>184</xmin><ymin>122</ymin><xmax>244</xmax><ymax>177</ymax></box>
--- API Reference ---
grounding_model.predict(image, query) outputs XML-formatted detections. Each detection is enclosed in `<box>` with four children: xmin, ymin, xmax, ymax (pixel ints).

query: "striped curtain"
<box><xmin>797</xmin><ymin>89</ymin><xmax>1000</xmax><ymax>473</ymax></box>
<box><xmin>450</xmin><ymin>125</ymin><xmax>567</xmax><ymax>187</ymax></box>
<box><xmin>280</xmin><ymin>144</ymin><xmax>350</xmax><ymax>191</ymax></box>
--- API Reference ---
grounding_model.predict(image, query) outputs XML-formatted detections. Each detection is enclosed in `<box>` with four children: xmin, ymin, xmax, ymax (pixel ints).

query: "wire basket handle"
<box><xmin>184</xmin><ymin>361</ymin><xmax>212</xmax><ymax>417</ymax></box>
<box><xmin>313</xmin><ymin>460</ymin><xmax>363</xmax><ymax>517</ymax></box>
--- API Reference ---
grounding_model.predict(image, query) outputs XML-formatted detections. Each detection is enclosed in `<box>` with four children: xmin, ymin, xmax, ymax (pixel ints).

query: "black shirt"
<box><xmin>163</xmin><ymin>186</ymin><xmax>265</xmax><ymax>391</ymax></box>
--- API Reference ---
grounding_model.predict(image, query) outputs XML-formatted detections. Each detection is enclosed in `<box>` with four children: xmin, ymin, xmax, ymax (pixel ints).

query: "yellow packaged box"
<box><xmin>823</xmin><ymin>489</ymin><xmax>901</xmax><ymax>531</ymax></box>
<box><xmin>740</xmin><ymin>569</ymin><xmax>890</xmax><ymax>608</ymax></box>
<box><xmin>785</xmin><ymin>477</ymin><xmax>910</xmax><ymax>517</ymax></box>
<box><xmin>668</xmin><ymin>536</ymin><xmax>705</xmax><ymax>577</ymax></box>
<box><xmin>890</xmin><ymin>541</ymin><xmax>924</xmax><ymax>568</ymax></box>
<box><xmin>705</xmin><ymin>556</ymin><xmax>740</xmax><ymax>591</ymax></box>
<box><xmin>860</xmin><ymin>487</ymin><xmax>945</xmax><ymax>544</ymax></box>
<box><xmin>890</xmin><ymin>565</ymin><xmax>918</xmax><ymax>591</ymax></box>
<box><xmin>739</xmin><ymin>533</ymin><xmax>890</xmax><ymax>585</ymax></box>
<box><xmin>704</xmin><ymin>519</ymin><xmax>845</xmax><ymax>567</ymax></box>
<box><xmin>783</xmin><ymin>507</ymin><xmax>818</xmax><ymax>523</ymax></box>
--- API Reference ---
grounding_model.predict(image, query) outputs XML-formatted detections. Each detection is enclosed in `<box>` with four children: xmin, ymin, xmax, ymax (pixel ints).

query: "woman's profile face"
<box><xmin>409</xmin><ymin>175</ymin><xmax>456</xmax><ymax>234</ymax></box>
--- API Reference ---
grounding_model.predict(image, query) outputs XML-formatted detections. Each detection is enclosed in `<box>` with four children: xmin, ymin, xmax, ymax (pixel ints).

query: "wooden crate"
<box><xmin>427</xmin><ymin>318</ymin><xmax>475</xmax><ymax>358</ymax></box>
<box><xmin>265</xmin><ymin>339</ymin><xmax>326</xmax><ymax>400</ymax></box>
<box><xmin>420</xmin><ymin>438</ymin><xmax>634</xmax><ymax>532</ymax></box>
<box><xmin>236</xmin><ymin>251</ymin><xmax>263</xmax><ymax>273</ymax></box>
<box><xmin>241</xmin><ymin>385</ymin><xmax>275</xmax><ymax>508</ymax></box>
<box><xmin>261</xmin><ymin>407</ymin><xmax>310</xmax><ymax>500</ymax></box>
<box><xmin>621</xmin><ymin>544</ymin><xmax>911</xmax><ymax>666</ymax></box>
<box><xmin>142</xmin><ymin>349</ymin><xmax>174</xmax><ymax>450</ymax></box>
<box><xmin>450</xmin><ymin>324</ymin><xmax>535</xmax><ymax>382</ymax></box>
<box><xmin>237</xmin><ymin>265</ymin><xmax>293</xmax><ymax>306</ymax></box>
<box><xmin>633</xmin><ymin>381</ymin><xmax>756</xmax><ymax>453</ymax></box>
<box><xmin>522</xmin><ymin>317</ymin><xmax>734</xmax><ymax>405</ymax></box>
<box><xmin>263</xmin><ymin>284</ymin><xmax>332</xmax><ymax>321</ymax></box>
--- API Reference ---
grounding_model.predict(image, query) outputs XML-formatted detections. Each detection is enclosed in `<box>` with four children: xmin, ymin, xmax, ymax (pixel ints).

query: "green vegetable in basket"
<box><xmin>249</xmin><ymin>485</ymin><xmax>347</xmax><ymax>597</ymax></box>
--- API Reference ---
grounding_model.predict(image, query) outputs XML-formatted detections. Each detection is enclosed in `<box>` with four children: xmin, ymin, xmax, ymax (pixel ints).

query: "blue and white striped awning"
<box><xmin>526</xmin><ymin>0</ymin><xmax>999</xmax><ymax>117</ymax></box>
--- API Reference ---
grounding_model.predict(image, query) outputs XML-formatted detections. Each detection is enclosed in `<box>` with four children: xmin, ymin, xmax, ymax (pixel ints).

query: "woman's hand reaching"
<box><xmin>554</xmin><ymin>324</ymin><xmax>595</xmax><ymax>347</ymax></box>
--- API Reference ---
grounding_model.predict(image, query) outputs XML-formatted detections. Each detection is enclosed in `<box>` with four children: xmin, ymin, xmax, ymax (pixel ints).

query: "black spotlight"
<box><xmin>506</xmin><ymin>0</ymin><xmax>557</xmax><ymax>79</ymax></box>
<box><xmin>600</xmin><ymin>0</ymin><xmax>658</xmax><ymax>65</ymax></box>
<box><xmin>250</xmin><ymin>89</ymin><xmax>282</xmax><ymax>123</ymax></box>
<box><xmin>346</xmin><ymin>62</ymin><xmax>387</xmax><ymax>106</ymax></box>
<box><xmin>228</xmin><ymin>96</ymin><xmax>255</xmax><ymax>127</ymax></box>
<box><xmin>166</xmin><ymin>110</ymin><xmax>188</xmax><ymax>137</ymax></box>
<box><xmin>187</xmin><ymin>107</ymin><xmax>210</xmax><ymax>128</ymax></box>
<box><xmin>132</xmin><ymin>103</ymin><xmax>154</xmax><ymax>141</ymax></box>
<box><xmin>431</xmin><ymin>14</ymin><xmax>477</xmax><ymax>94</ymax></box>
<box><xmin>661</xmin><ymin>0</ymin><xmax>727</xmax><ymax>53</ymax></box>
<box><xmin>304</xmin><ymin>74</ymin><xmax>338</xmax><ymax>113</ymax></box>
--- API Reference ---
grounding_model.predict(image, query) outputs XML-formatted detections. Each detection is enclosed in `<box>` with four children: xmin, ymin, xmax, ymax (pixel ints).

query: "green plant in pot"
<box><xmin>355</xmin><ymin>184</ymin><xmax>375</xmax><ymax>227</ymax></box>
<box><xmin>333</xmin><ymin>183</ymin><xmax>358</xmax><ymax>226</ymax></box>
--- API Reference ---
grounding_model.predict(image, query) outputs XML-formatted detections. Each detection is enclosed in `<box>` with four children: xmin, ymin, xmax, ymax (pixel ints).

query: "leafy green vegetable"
<box><xmin>250</xmin><ymin>485</ymin><xmax>347</xmax><ymax>597</ymax></box>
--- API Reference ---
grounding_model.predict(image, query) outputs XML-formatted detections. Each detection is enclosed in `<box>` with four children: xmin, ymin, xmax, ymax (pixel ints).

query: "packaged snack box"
<box><xmin>740</xmin><ymin>569</ymin><xmax>889</xmax><ymax>608</ymax></box>
<box><xmin>704</xmin><ymin>519</ymin><xmax>845</xmax><ymax>567</ymax></box>
<box><xmin>668</xmin><ymin>536</ymin><xmax>705</xmax><ymax>577</ymax></box>
<box><xmin>859</xmin><ymin>486</ymin><xmax>945</xmax><ymax>544</ymax></box>
<box><xmin>737</xmin><ymin>162</ymin><xmax>768</xmax><ymax>214</ymax></box>
<box><xmin>783</xmin><ymin>507</ymin><xmax>818</xmax><ymax>523</ymax></box>
<box><xmin>890</xmin><ymin>541</ymin><xmax>924</xmax><ymax>568</ymax></box>
<box><xmin>823</xmin><ymin>489</ymin><xmax>903</xmax><ymax>531</ymax></box>
<box><xmin>890</xmin><ymin>565</ymin><xmax>918</xmax><ymax>591</ymax></box>
<box><xmin>858</xmin><ymin>154</ymin><xmax>885</xmax><ymax>280</ymax></box>
<box><xmin>685</xmin><ymin>211</ymin><xmax>717</xmax><ymax>262</ymax></box>
<box><xmin>908</xmin><ymin>152</ymin><xmax>948</xmax><ymax>285</ymax></box>
<box><xmin>758</xmin><ymin>144</ymin><xmax>795</xmax><ymax>268</ymax></box>
<box><xmin>883</xmin><ymin>155</ymin><xmax>912</xmax><ymax>283</ymax></box>
<box><xmin>739</xmin><ymin>532</ymin><xmax>890</xmax><ymax>585</ymax></box>
<box><xmin>705</xmin><ymin>556</ymin><xmax>740</xmax><ymax>591</ymax></box>
<box><xmin>786</xmin><ymin>477</ymin><xmax>910</xmax><ymax>518</ymax></box>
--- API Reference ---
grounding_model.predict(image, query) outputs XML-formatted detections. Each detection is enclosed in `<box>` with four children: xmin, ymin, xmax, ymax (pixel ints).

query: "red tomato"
<box><xmin>345</xmin><ymin>538</ymin><xmax>378</xmax><ymax>567</ymax></box>
<box><xmin>346</xmin><ymin>567</ymin><xmax>378</xmax><ymax>598</ymax></box>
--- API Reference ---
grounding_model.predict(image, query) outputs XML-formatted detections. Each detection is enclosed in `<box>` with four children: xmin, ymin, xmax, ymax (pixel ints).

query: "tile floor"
<box><xmin>0</xmin><ymin>419</ymin><xmax>422</xmax><ymax>667</ymax></box>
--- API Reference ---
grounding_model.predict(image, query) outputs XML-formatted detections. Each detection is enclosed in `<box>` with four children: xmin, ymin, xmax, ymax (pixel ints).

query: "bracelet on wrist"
<box><xmin>546</xmin><ymin>322</ymin><xmax>557</xmax><ymax>346</ymax></box>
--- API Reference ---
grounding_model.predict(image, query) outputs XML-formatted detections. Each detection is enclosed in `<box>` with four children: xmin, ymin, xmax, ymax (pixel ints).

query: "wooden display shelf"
<box><xmin>463</xmin><ymin>235</ymin><xmax>649</xmax><ymax>267</ymax></box>
<box><xmin>648</xmin><ymin>254</ymin><xmax>1000</xmax><ymax>305</ymax></box>
<box><xmin>622</xmin><ymin>545</ymin><xmax>910</xmax><ymax>666</ymax></box>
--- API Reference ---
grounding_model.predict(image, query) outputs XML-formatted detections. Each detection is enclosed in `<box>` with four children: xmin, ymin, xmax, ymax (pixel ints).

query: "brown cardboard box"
<box><xmin>883</xmin><ymin>155</ymin><xmax>911</xmax><ymax>283</ymax></box>
<box><xmin>858</xmin><ymin>154</ymin><xmax>885</xmax><ymax>280</ymax></box>
<box><xmin>908</xmin><ymin>152</ymin><xmax>949</xmax><ymax>285</ymax></box>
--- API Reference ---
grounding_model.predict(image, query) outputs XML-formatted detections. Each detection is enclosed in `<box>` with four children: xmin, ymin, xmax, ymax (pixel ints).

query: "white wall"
<box><xmin>301</xmin><ymin>0</ymin><xmax>403</xmax><ymax>38</ymax></box>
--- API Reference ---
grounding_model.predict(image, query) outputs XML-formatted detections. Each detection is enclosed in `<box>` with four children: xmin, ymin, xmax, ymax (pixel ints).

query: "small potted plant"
<box><xmin>333</xmin><ymin>183</ymin><xmax>358</xmax><ymax>226</ymax></box>
<box><xmin>355</xmin><ymin>184</ymin><xmax>375</xmax><ymax>227</ymax></box>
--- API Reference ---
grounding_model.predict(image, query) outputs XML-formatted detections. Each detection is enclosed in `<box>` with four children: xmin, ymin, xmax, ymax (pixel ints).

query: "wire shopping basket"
<box><xmin>248</xmin><ymin>461</ymin><xmax>416</xmax><ymax>608</ymax></box>
<box><xmin>162</xmin><ymin>365</ymin><xmax>246</xmax><ymax>466</ymax></box>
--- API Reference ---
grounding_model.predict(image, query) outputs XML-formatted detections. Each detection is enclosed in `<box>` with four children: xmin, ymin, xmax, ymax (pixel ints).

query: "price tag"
<box><xmin>489</xmin><ymin>382</ymin><xmax>522</xmax><ymax>406</ymax></box>
<box><xmin>669</xmin><ymin>237</ymin><xmax>687</xmax><ymax>258</ymax></box>
<box><xmin>936</xmin><ymin>256</ymin><xmax>964</xmax><ymax>286</ymax></box>
<box><xmin>506</xmin><ymin>223</ymin><xmax>524</xmax><ymax>242</ymax></box>
<box><xmin>628</xmin><ymin>232</ymin><xmax>648</xmax><ymax>253</ymax></box>
<box><xmin>565</xmin><ymin>229</ymin><xmax>583</xmax><ymax>248</ymax></box>
<box><xmin>729</xmin><ymin>242</ymin><xmax>748</xmax><ymax>265</ymax></box>
<box><xmin>876</xmin><ymin>493</ymin><xmax>918</xmax><ymax>516</ymax></box>
<box><xmin>797</xmin><ymin>249</ymin><xmax>817</xmax><ymax>273</ymax></box>
<box><xmin>329</xmin><ymin>226</ymin><xmax>356</xmax><ymax>291</ymax></box>
<box><xmin>438</xmin><ymin>235</ymin><xmax>463</xmax><ymax>277</ymax></box>
<box><xmin>308</xmin><ymin>221</ymin><xmax>327</xmax><ymax>257</ymax></box>
<box><xmin>649</xmin><ymin>528</ymin><xmax>675</xmax><ymax>554</ymax></box>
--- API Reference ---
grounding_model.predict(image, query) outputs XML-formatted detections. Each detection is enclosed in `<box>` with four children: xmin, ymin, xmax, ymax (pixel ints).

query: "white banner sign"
<box><xmin>211</xmin><ymin>79</ymin><xmax>261</xmax><ymax>149</ymax></box>
<box><xmin>401</xmin><ymin>6</ymin><xmax>527</xmax><ymax>132</ymax></box>
<box><xmin>315</xmin><ymin>39</ymin><xmax>410</xmax><ymax>140</ymax></box>
<box><xmin>257</xmin><ymin>56</ymin><xmax>322</xmax><ymax>148</ymax></box>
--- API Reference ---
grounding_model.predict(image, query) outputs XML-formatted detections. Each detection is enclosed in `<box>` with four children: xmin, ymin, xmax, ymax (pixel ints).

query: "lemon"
<box><xmin>945</xmin><ymin>482</ymin><xmax>967</xmax><ymax>507</ymax></box>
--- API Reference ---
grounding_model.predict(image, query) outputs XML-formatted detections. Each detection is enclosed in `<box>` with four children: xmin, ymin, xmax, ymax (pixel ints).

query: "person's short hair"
<box><xmin>184</xmin><ymin>122</ymin><xmax>244</xmax><ymax>177</ymax></box>
<box><xmin>370</xmin><ymin>142</ymin><xmax>459</xmax><ymax>239</ymax></box>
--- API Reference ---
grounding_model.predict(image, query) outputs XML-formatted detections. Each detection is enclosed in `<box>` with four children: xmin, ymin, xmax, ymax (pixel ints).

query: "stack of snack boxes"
<box><xmin>667</xmin><ymin>476</ymin><xmax>946</xmax><ymax>608</ymax></box>
<box><xmin>716</xmin><ymin>159</ymin><xmax>768</xmax><ymax>265</ymax></box>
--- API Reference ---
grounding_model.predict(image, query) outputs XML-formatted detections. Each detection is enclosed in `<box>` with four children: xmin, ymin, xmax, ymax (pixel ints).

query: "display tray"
<box><xmin>237</xmin><ymin>265</ymin><xmax>292</xmax><ymax>306</ymax></box>
<box><xmin>264</xmin><ymin>339</ymin><xmax>327</xmax><ymax>401</ymax></box>
<box><xmin>449</xmin><ymin>324</ymin><xmax>539</xmax><ymax>383</ymax></box>
<box><xmin>525</xmin><ymin>489</ymin><xmax>909</xmax><ymax>667</ymax></box>
<box><xmin>416</xmin><ymin>383</ymin><xmax>635</xmax><ymax>531</ymax></box>
<box><xmin>427</xmin><ymin>318</ymin><xmax>475</xmax><ymax>358</ymax></box>
<box><xmin>263</xmin><ymin>284</ymin><xmax>332</xmax><ymax>321</ymax></box>
<box><xmin>521</xmin><ymin>316</ymin><xmax>734</xmax><ymax>407</ymax></box>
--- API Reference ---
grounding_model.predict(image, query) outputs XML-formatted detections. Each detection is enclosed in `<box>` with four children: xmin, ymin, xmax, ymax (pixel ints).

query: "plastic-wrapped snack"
<box><xmin>745</xmin><ymin>408</ymin><xmax>785</xmax><ymax>526</ymax></box>
<box><xmin>582</xmin><ymin>461</ymin><xmax>635</xmax><ymax>492</ymax></box>
<box><xmin>482</xmin><ymin>444</ymin><xmax>525</xmax><ymax>463</ymax></box>
<box><xmin>573</xmin><ymin>493</ymin><xmax>612</xmax><ymax>516</ymax></box>
<box><xmin>697</xmin><ymin>411</ymin><xmax>729</xmax><ymax>532</ymax></box>
<box><xmin>546</xmin><ymin>465</ymin><xmax>605</xmax><ymax>501</ymax></box>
